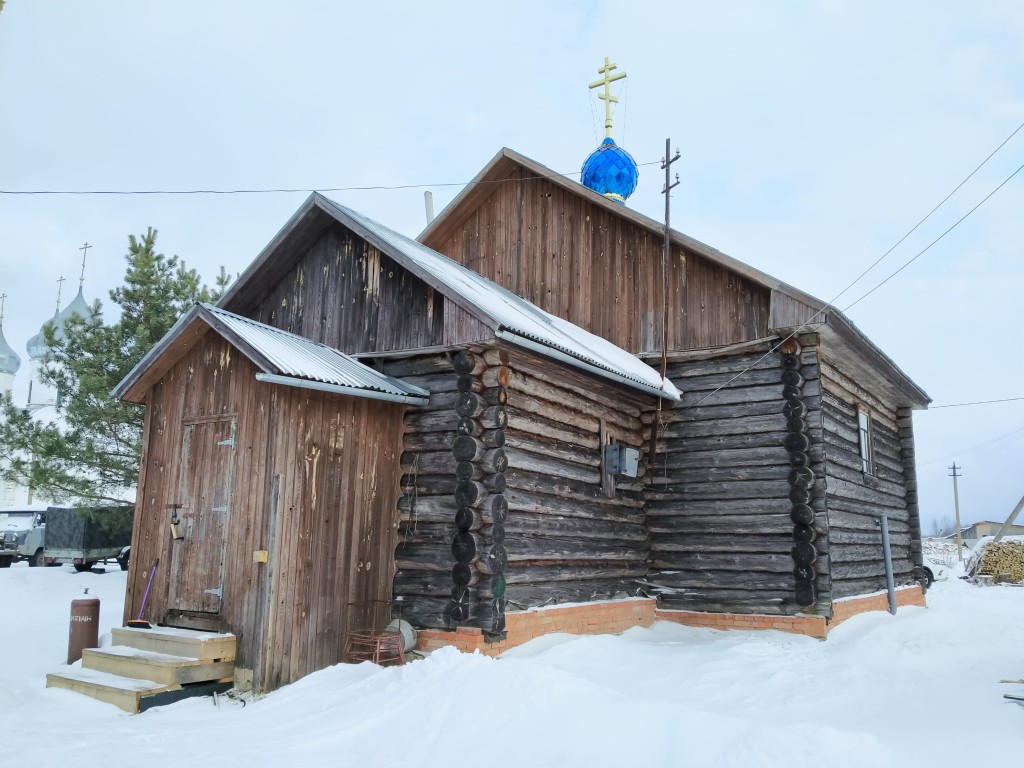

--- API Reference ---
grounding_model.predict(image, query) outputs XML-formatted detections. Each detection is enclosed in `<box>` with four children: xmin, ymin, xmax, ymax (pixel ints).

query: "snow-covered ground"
<box><xmin>1</xmin><ymin>564</ymin><xmax>1021</xmax><ymax>767</ymax></box>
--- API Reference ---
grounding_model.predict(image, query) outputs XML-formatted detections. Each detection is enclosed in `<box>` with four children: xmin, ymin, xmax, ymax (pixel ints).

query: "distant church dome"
<box><xmin>0</xmin><ymin>323</ymin><xmax>19</xmax><ymax>375</ymax></box>
<box><xmin>581</xmin><ymin>137</ymin><xmax>638</xmax><ymax>204</ymax></box>
<box><xmin>26</xmin><ymin>287</ymin><xmax>91</xmax><ymax>360</ymax></box>
<box><xmin>26</xmin><ymin>322</ymin><xmax>52</xmax><ymax>361</ymax></box>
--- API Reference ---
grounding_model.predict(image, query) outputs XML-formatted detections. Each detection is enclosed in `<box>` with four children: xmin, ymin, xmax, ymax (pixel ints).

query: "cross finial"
<box><xmin>78</xmin><ymin>242</ymin><xmax>91</xmax><ymax>289</ymax></box>
<box><xmin>0</xmin><ymin>293</ymin><xmax>6</xmax><ymax>325</ymax></box>
<box><xmin>55</xmin><ymin>276</ymin><xmax>66</xmax><ymax>313</ymax></box>
<box><xmin>588</xmin><ymin>56</ymin><xmax>627</xmax><ymax>139</ymax></box>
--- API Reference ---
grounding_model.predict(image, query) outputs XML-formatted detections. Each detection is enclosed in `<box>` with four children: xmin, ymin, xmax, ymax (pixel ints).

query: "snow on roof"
<box><xmin>113</xmin><ymin>303</ymin><xmax>430</xmax><ymax>404</ymax></box>
<box><xmin>319</xmin><ymin>196</ymin><xmax>680</xmax><ymax>401</ymax></box>
<box><xmin>200</xmin><ymin>304</ymin><xmax>430</xmax><ymax>402</ymax></box>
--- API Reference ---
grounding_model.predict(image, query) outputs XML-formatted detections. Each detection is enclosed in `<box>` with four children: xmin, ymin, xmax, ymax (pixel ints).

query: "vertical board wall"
<box><xmin>123</xmin><ymin>331</ymin><xmax>405</xmax><ymax>691</ymax></box>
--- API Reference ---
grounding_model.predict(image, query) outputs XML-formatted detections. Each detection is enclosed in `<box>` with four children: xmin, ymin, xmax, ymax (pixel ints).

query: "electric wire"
<box><xmin>0</xmin><ymin>161</ymin><xmax>663</xmax><ymax>196</ymax></box>
<box><xmin>837</xmin><ymin>119</ymin><xmax>1024</xmax><ymax>309</ymax></box>
<box><xmin>842</xmin><ymin>158</ymin><xmax>1024</xmax><ymax>312</ymax></box>
<box><xmin>930</xmin><ymin>397</ymin><xmax>1024</xmax><ymax>410</ymax></box>
<box><xmin>683</xmin><ymin>121</ymin><xmax>1024</xmax><ymax>410</ymax></box>
<box><xmin>919</xmin><ymin>422</ymin><xmax>1024</xmax><ymax>467</ymax></box>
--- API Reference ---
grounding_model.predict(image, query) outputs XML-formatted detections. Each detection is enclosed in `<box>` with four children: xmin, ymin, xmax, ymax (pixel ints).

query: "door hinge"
<box><xmin>217</xmin><ymin>437</ymin><xmax>235</xmax><ymax>448</ymax></box>
<box><xmin>204</xmin><ymin>586</ymin><xmax>223</xmax><ymax>598</ymax></box>
<box><xmin>210</xmin><ymin>505</ymin><xmax>229</xmax><ymax>513</ymax></box>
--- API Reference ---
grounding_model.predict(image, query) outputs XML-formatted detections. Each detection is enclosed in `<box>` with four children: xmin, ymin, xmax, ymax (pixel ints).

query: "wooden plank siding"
<box><xmin>122</xmin><ymin>331</ymin><xmax>405</xmax><ymax>692</ymax></box>
<box><xmin>249</xmin><ymin>224</ymin><xmax>449</xmax><ymax>353</ymax></box>
<box><xmin>427</xmin><ymin>168</ymin><xmax>771</xmax><ymax>353</ymax></box>
<box><xmin>644</xmin><ymin>338</ymin><xmax>831</xmax><ymax>615</ymax></box>
<box><xmin>240</xmin><ymin>222</ymin><xmax>494</xmax><ymax>353</ymax></box>
<box><xmin>819</xmin><ymin>358</ymin><xmax>917</xmax><ymax>599</ymax></box>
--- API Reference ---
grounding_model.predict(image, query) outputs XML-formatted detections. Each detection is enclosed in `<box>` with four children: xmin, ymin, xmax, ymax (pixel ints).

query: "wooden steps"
<box><xmin>47</xmin><ymin>626</ymin><xmax>235</xmax><ymax>713</ymax></box>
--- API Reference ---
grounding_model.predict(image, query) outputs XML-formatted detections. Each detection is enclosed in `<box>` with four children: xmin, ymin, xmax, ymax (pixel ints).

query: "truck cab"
<box><xmin>0</xmin><ymin>508</ymin><xmax>47</xmax><ymax>567</ymax></box>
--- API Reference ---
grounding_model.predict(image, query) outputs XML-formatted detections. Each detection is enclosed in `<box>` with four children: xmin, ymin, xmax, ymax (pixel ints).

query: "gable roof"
<box><xmin>419</xmin><ymin>147</ymin><xmax>826</xmax><ymax>308</ymax></box>
<box><xmin>114</xmin><ymin>303</ymin><xmax>430</xmax><ymax>405</ymax></box>
<box><xmin>418</xmin><ymin>147</ymin><xmax>929</xmax><ymax>409</ymax></box>
<box><xmin>218</xmin><ymin>193</ymin><xmax>680</xmax><ymax>402</ymax></box>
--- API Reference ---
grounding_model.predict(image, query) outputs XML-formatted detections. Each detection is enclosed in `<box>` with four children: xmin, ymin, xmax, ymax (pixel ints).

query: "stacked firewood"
<box><xmin>977</xmin><ymin>541</ymin><xmax>1024</xmax><ymax>583</ymax></box>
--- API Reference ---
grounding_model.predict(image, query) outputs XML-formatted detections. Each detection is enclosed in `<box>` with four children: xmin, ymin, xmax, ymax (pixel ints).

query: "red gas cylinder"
<box><xmin>67</xmin><ymin>597</ymin><xmax>100</xmax><ymax>664</ymax></box>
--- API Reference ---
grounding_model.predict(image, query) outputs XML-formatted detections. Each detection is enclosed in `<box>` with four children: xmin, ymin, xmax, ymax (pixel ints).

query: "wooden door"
<box><xmin>167</xmin><ymin>416</ymin><xmax>236</xmax><ymax>617</ymax></box>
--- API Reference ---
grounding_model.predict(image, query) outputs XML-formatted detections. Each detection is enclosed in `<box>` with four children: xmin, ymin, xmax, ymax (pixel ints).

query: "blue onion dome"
<box><xmin>0</xmin><ymin>323</ymin><xmax>20</xmax><ymax>375</ymax></box>
<box><xmin>26</xmin><ymin>288</ymin><xmax>91</xmax><ymax>360</ymax></box>
<box><xmin>581</xmin><ymin>137</ymin><xmax>639</xmax><ymax>204</ymax></box>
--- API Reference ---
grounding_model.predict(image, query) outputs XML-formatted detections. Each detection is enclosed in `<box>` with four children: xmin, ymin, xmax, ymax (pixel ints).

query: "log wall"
<box><xmin>389</xmin><ymin>344</ymin><xmax>653</xmax><ymax>634</ymax></box>
<box><xmin>124</xmin><ymin>331</ymin><xmax>404</xmax><ymax>692</ymax></box>
<box><xmin>387</xmin><ymin>352</ymin><xmax>465</xmax><ymax>630</ymax></box>
<box><xmin>645</xmin><ymin>337</ymin><xmax>831</xmax><ymax>615</ymax></box>
<box><xmin>493</xmin><ymin>347</ymin><xmax>651</xmax><ymax>613</ymax></box>
<box><xmin>819</xmin><ymin>358</ymin><xmax>917</xmax><ymax>598</ymax></box>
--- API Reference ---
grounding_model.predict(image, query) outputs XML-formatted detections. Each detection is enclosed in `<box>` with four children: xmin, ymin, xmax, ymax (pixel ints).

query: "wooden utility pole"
<box><xmin>949</xmin><ymin>463</ymin><xmax>963</xmax><ymax>561</ymax></box>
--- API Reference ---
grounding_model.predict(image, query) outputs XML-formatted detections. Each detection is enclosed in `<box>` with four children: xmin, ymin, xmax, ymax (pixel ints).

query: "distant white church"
<box><xmin>0</xmin><ymin>283</ymin><xmax>92</xmax><ymax>507</ymax></box>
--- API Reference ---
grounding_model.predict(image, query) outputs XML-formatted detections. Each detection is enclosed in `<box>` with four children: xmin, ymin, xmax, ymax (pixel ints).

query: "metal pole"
<box><xmin>879</xmin><ymin>514</ymin><xmax>897</xmax><ymax>614</ymax></box>
<box><xmin>647</xmin><ymin>140</ymin><xmax>681</xmax><ymax>464</ymax></box>
<box><xmin>660</xmin><ymin>138</ymin><xmax>680</xmax><ymax>384</ymax></box>
<box><xmin>423</xmin><ymin>191</ymin><xmax>435</xmax><ymax>225</ymax></box>
<box><xmin>949</xmin><ymin>463</ymin><xmax>963</xmax><ymax>561</ymax></box>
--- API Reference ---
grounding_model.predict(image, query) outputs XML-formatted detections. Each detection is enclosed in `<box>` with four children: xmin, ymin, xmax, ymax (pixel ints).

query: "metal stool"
<box><xmin>343</xmin><ymin>629</ymin><xmax>406</xmax><ymax>666</ymax></box>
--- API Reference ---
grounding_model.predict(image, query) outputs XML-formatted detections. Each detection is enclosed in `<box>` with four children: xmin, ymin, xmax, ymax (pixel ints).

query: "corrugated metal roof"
<box><xmin>201</xmin><ymin>304</ymin><xmax>429</xmax><ymax>400</ymax></box>
<box><xmin>319</xmin><ymin>197</ymin><xmax>680</xmax><ymax>400</ymax></box>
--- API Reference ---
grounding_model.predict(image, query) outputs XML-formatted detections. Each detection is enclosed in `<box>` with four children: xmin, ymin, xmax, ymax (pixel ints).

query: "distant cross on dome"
<box><xmin>78</xmin><ymin>241</ymin><xmax>91</xmax><ymax>289</ymax></box>
<box><xmin>0</xmin><ymin>293</ymin><xmax>6</xmax><ymax>324</ymax></box>
<box><xmin>588</xmin><ymin>56</ymin><xmax>627</xmax><ymax>138</ymax></box>
<box><xmin>55</xmin><ymin>276</ymin><xmax>66</xmax><ymax>313</ymax></box>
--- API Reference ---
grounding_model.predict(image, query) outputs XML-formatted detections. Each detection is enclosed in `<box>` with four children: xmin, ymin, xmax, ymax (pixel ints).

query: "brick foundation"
<box><xmin>415</xmin><ymin>598</ymin><xmax>658</xmax><ymax>656</ymax></box>
<box><xmin>654</xmin><ymin>609</ymin><xmax>829</xmax><ymax>637</ymax></box>
<box><xmin>829</xmin><ymin>583</ymin><xmax>926</xmax><ymax>627</ymax></box>
<box><xmin>413</xmin><ymin>585</ymin><xmax>927</xmax><ymax>654</ymax></box>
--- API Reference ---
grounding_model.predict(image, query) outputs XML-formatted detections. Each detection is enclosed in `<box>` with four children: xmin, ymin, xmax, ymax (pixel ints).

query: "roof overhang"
<box><xmin>810</xmin><ymin>311</ymin><xmax>931</xmax><ymax>410</ymax></box>
<box><xmin>112</xmin><ymin>304</ymin><xmax>430</xmax><ymax>406</ymax></box>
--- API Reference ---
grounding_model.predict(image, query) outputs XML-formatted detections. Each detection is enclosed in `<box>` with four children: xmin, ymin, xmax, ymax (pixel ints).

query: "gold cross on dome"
<box><xmin>589</xmin><ymin>56</ymin><xmax>627</xmax><ymax>138</ymax></box>
<box><xmin>78</xmin><ymin>241</ymin><xmax>91</xmax><ymax>288</ymax></box>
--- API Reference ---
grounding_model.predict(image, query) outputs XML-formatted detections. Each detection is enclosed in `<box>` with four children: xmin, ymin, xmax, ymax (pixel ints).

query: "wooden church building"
<box><xmin>115</xmin><ymin>71</ymin><xmax>929</xmax><ymax>692</ymax></box>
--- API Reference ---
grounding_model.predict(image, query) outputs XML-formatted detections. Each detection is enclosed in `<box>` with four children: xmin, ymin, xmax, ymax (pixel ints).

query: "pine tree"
<box><xmin>0</xmin><ymin>228</ymin><xmax>228</xmax><ymax>504</ymax></box>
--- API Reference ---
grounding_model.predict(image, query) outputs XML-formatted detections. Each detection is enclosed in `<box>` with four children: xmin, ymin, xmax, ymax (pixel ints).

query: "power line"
<box><xmin>919</xmin><ymin>422</ymin><xmax>1024</xmax><ymax>467</ymax></box>
<box><xmin>832</xmin><ymin>119</ymin><xmax>1024</xmax><ymax>311</ymax></box>
<box><xmin>0</xmin><ymin>160</ymin><xmax>664</xmax><ymax>197</ymax></box>
<box><xmin>930</xmin><ymin>397</ymin><xmax>1024</xmax><ymax>409</ymax></box>
<box><xmin>842</xmin><ymin>158</ymin><xmax>1024</xmax><ymax>312</ymax></box>
<box><xmin>684</xmin><ymin>121</ymin><xmax>1024</xmax><ymax>409</ymax></box>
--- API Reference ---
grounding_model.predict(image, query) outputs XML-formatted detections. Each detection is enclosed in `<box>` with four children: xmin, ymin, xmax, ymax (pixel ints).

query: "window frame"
<box><xmin>857</xmin><ymin>406</ymin><xmax>875</xmax><ymax>476</ymax></box>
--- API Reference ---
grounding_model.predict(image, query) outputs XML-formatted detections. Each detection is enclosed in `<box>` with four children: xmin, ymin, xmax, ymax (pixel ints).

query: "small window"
<box><xmin>599</xmin><ymin>419</ymin><xmax>615</xmax><ymax>496</ymax></box>
<box><xmin>858</xmin><ymin>407</ymin><xmax>875</xmax><ymax>475</ymax></box>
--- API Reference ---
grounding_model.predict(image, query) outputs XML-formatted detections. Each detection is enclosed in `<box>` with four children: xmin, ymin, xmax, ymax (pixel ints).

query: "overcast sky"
<box><xmin>1</xmin><ymin>1</ymin><xmax>1022</xmax><ymax>533</ymax></box>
